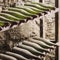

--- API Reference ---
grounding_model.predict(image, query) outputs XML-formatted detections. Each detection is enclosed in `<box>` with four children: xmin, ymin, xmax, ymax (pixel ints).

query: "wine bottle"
<box><xmin>0</xmin><ymin>20</ymin><xmax>9</xmax><ymax>29</ymax></box>
<box><xmin>29</xmin><ymin>7</ymin><xmax>43</xmax><ymax>13</ymax></box>
<box><xmin>22</xmin><ymin>40</ymin><xmax>50</xmax><ymax>53</ymax></box>
<box><xmin>27</xmin><ymin>6</ymin><xmax>47</xmax><ymax>15</ymax></box>
<box><xmin>0</xmin><ymin>13</ymin><xmax>20</xmax><ymax>22</ymax></box>
<box><xmin>24</xmin><ymin>3</ymin><xmax>49</xmax><ymax>11</ymax></box>
<box><xmin>16</xmin><ymin>7</ymin><xmax>39</xmax><ymax>14</ymax></box>
<box><xmin>5</xmin><ymin>51</ymin><xmax>28</xmax><ymax>60</ymax></box>
<box><xmin>27</xmin><ymin>38</ymin><xmax>54</xmax><ymax>49</ymax></box>
<box><xmin>18</xmin><ymin>44</ymin><xmax>45</xmax><ymax>56</ymax></box>
<box><xmin>16</xmin><ymin>6</ymin><xmax>47</xmax><ymax>15</ymax></box>
<box><xmin>0</xmin><ymin>53</ymin><xmax>17</xmax><ymax>60</ymax></box>
<box><xmin>8</xmin><ymin>7</ymin><xmax>33</xmax><ymax>20</ymax></box>
<box><xmin>33</xmin><ymin>36</ymin><xmax>57</xmax><ymax>46</ymax></box>
<box><xmin>0</xmin><ymin>16</ymin><xmax>20</xmax><ymax>28</ymax></box>
<box><xmin>0</xmin><ymin>21</ymin><xmax>4</xmax><ymax>31</ymax></box>
<box><xmin>16</xmin><ymin>7</ymin><xmax>38</xmax><ymax>18</ymax></box>
<box><xmin>8</xmin><ymin>7</ymin><xmax>40</xmax><ymax>19</ymax></box>
<box><xmin>28</xmin><ymin>1</ymin><xmax>55</xmax><ymax>10</ymax></box>
<box><xmin>12</xmin><ymin>47</ymin><xmax>41</xmax><ymax>60</ymax></box>
<box><xmin>2</xmin><ymin>10</ymin><xmax>28</xmax><ymax>19</ymax></box>
<box><xmin>0</xmin><ymin>21</ymin><xmax>6</xmax><ymax>27</ymax></box>
<box><xmin>8</xmin><ymin>7</ymin><xmax>34</xmax><ymax>16</ymax></box>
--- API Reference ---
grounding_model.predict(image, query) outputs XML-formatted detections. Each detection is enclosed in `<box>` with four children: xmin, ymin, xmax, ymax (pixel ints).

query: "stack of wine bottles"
<box><xmin>0</xmin><ymin>2</ymin><xmax>57</xmax><ymax>60</ymax></box>
<box><xmin>0</xmin><ymin>28</ymin><xmax>57</xmax><ymax>58</ymax></box>
<box><xmin>0</xmin><ymin>36</ymin><xmax>57</xmax><ymax>60</ymax></box>
<box><xmin>0</xmin><ymin>1</ymin><xmax>55</xmax><ymax>31</ymax></box>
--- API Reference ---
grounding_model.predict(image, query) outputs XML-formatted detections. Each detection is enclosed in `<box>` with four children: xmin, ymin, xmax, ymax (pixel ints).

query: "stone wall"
<box><xmin>43</xmin><ymin>0</ymin><xmax>55</xmax><ymax>6</ymax></box>
<box><xmin>42</xmin><ymin>0</ymin><xmax>55</xmax><ymax>41</ymax></box>
<box><xmin>44</xmin><ymin>11</ymin><xmax>55</xmax><ymax>41</ymax></box>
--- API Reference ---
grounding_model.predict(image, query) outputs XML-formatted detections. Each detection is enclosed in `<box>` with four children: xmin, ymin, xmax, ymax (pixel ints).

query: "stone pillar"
<box><xmin>59</xmin><ymin>0</ymin><xmax>60</xmax><ymax>60</ymax></box>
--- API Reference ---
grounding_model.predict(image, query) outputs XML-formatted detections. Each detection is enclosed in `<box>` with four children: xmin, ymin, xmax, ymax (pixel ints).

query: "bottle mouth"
<box><xmin>18</xmin><ymin>19</ymin><xmax>25</xmax><ymax>25</ymax></box>
<box><xmin>26</xmin><ymin>17</ymin><xmax>32</xmax><ymax>22</ymax></box>
<box><xmin>32</xmin><ymin>15</ymin><xmax>37</xmax><ymax>19</ymax></box>
<box><xmin>0</xmin><ymin>27</ymin><xmax>2</xmax><ymax>31</ymax></box>
<box><xmin>42</xmin><ymin>11</ymin><xmax>48</xmax><ymax>15</ymax></box>
<box><xmin>10</xmin><ymin>22</ymin><xmax>18</xmax><ymax>28</ymax></box>
<box><xmin>38</xmin><ymin>13</ymin><xmax>42</xmax><ymax>16</ymax></box>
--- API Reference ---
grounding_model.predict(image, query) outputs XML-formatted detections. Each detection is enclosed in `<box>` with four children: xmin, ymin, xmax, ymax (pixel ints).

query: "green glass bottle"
<box><xmin>22</xmin><ymin>40</ymin><xmax>50</xmax><ymax>53</ymax></box>
<box><xmin>12</xmin><ymin>47</ymin><xmax>41</xmax><ymax>60</ymax></box>
<box><xmin>2</xmin><ymin>10</ymin><xmax>28</xmax><ymax>19</ymax></box>
<box><xmin>27</xmin><ymin>38</ymin><xmax>54</xmax><ymax>49</ymax></box>
<box><xmin>16</xmin><ymin>7</ymin><xmax>39</xmax><ymax>14</ymax></box>
<box><xmin>8</xmin><ymin>7</ymin><xmax>34</xmax><ymax>16</ymax></box>
<box><xmin>33</xmin><ymin>37</ymin><xmax>57</xmax><ymax>46</ymax></box>
<box><xmin>24</xmin><ymin>3</ymin><xmax>49</xmax><ymax>11</ymax></box>
<box><xmin>5</xmin><ymin>52</ymin><xmax>28</xmax><ymax>60</ymax></box>
<box><xmin>0</xmin><ymin>21</ymin><xmax>5</xmax><ymax>27</ymax></box>
<box><xmin>0</xmin><ymin>53</ymin><xmax>17</xmax><ymax>60</ymax></box>
<box><xmin>18</xmin><ymin>44</ymin><xmax>45</xmax><ymax>56</ymax></box>
<box><xmin>29</xmin><ymin>7</ymin><xmax>43</xmax><ymax>13</ymax></box>
<box><xmin>28</xmin><ymin>1</ymin><xmax>55</xmax><ymax>10</ymax></box>
<box><xmin>0</xmin><ymin>13</ymin><xmax>20</xmax><ymax>22</ymax></box>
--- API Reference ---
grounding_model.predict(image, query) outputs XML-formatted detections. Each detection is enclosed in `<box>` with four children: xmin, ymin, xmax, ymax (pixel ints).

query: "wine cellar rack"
<box><xmin>0</xmin><ymin>0</ymin><xmax>59</xmax><ymax>60</ymax></box>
